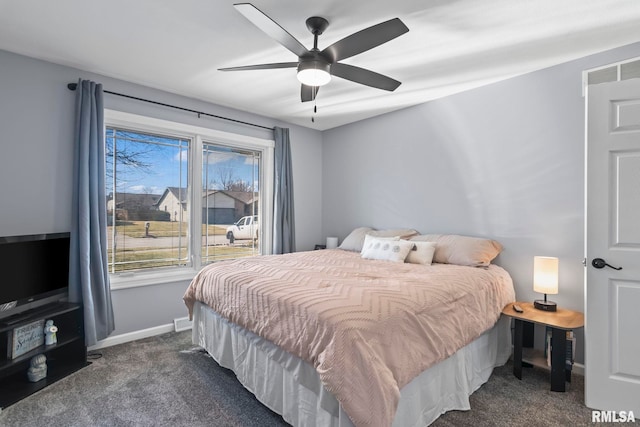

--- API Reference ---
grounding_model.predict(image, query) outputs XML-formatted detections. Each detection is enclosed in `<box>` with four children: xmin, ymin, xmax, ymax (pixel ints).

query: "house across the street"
<box><xmin>106</xmin><ymin>192</ymin><xmax>163</xmax><ymax>221</ymax></box>
<box><xmin>154</xmin><ymin>187</ymin><xmax>257</xmax><ymax>224</ymax></box>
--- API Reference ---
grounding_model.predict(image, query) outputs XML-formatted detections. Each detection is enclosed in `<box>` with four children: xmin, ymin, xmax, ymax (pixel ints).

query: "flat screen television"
<box><xmin>0</xmin><ymin>232</ymin><xmax>70</xmax><ymax>321</ymax></box>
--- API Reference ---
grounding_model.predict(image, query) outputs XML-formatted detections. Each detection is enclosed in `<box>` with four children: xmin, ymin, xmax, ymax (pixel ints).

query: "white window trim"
<box><xmin>105</xmin><ymin>109</ymin><xmax>274</xmax><ymax>290</ymax></box>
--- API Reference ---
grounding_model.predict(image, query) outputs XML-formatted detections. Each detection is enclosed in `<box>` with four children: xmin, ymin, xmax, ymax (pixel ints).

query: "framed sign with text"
<box><xmin>9</xmin><ymin>319</ymin><xmax>45</xmax><ymax>359</ymax></box>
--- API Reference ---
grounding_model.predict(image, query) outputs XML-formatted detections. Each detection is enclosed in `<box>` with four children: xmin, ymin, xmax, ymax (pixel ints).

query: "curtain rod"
<box><xmin>67</xmin><ymin>83</ymin><xmax>275</xmax><ymax>131</ymax></box>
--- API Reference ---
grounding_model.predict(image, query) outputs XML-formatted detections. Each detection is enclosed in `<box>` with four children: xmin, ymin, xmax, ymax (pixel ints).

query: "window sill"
<box><xmin>109</xmin><ymin>268</ymin><xmax>197</xmax><ymax>290</ymax></box>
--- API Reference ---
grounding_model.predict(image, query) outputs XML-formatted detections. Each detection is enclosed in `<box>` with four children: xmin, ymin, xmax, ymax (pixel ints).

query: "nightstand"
<box><xmin>502</xmin><ymin>302</ymin><xmax>584</xmax><ymax>392</ymax></box>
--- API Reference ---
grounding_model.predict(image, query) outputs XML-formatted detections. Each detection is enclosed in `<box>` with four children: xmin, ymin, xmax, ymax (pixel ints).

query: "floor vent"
<box><xmin>174</xmin><ymin>317</ymin><xmax>193</xmax><ymax>332</ymax></box>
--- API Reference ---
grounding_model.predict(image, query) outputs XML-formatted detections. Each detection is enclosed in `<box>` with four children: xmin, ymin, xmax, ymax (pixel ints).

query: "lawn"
<box><xmin>108</xmin><ymin>243</ymin><xmax>258</xmax><ymax>272</ymax></box>
<box><xmin>109</xmin><ymin>220</ymin><xmax>227</xmax><ymax>238</ymax></box>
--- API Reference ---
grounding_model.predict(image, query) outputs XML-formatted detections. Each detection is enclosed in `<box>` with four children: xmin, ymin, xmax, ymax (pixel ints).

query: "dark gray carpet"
<box><xmin>0</xmin><ymin>331</ymin><xmax>634</xmax><ymax>426</ymax></box>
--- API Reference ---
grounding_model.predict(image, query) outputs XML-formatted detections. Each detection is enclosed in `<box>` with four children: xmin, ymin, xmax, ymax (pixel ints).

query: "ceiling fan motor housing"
<box><xmin>297</xmin><ymin>54</ymin><xmax>331</xmax><ymax>86</ymax></box>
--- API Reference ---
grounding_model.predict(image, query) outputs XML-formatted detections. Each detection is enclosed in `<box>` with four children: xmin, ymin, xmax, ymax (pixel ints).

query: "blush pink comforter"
<box><xmin>184</xmin><ymin>249</ymin><xmax>515</xmax><ymax>427</ymax></box>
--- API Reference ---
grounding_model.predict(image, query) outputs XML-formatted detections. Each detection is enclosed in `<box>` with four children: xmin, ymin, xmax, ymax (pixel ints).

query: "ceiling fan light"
<box><xmin>297</xmin><ymin>61</ymin><xmax>331</xmax><ymax>86</ymax></box>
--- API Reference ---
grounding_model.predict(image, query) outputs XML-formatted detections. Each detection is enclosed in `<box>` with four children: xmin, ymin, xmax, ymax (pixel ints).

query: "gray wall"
<box><xmin>4</xmin><ymin>40</ymin><xmax>640</xmax><ymax>353</ymax></box>
<box><xmin>322</xmin><ymin>41</ymin><xmax>640</xmax><ymax>364</ymax></box>
<box><xmin>0</xmin><ymin>49</ymin><xmax>323</xmax><ymax>336</ymax></box>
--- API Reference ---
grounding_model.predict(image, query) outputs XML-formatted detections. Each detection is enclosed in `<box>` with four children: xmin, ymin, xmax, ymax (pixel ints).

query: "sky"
<box><xmin>106</xmin><ymin>129</ymin><xmax>259</xmax><ymax>196</ymax></box>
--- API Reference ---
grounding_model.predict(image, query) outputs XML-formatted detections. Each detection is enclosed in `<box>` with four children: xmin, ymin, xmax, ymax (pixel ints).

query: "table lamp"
<box><xmin>326</xmin><ymin>237</ymin><xmax>338</xmax><ymax>249</ymax></box>
<box><xmin>533</xmin><ymin>256</ymin><xmax>558</xmax><ymax>312</ymax></box>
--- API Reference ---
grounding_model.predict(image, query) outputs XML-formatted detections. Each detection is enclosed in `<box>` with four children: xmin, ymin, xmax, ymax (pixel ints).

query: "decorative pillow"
<box><xmin>361</xmin><ymin>235</ymin><xmax>413</xmax><ymax>262</ymax></box>
<box><xmin>410</xmin><ymin>234</ymin><xmax>502</xmax><ymax>267</ymax></box>
<box><xmin>404</xmin><ymin>241</ymin><xmax>437</xmax><ymax>265</ymax></box>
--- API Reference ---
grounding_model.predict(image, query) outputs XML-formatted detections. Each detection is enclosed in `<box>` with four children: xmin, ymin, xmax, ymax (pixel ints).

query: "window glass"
<box><xmin>201</xmin><ymin>142</ymin><xmax>261</xmax><ymax>264</ymax></box>
<box><xmin>106</xmin><ymin>128</ymin><xmax>190</xmax><ymax>273</ymax></box>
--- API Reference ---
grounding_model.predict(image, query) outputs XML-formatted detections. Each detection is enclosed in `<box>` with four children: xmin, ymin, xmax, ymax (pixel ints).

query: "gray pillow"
<box><xmin>339</xmin><ymin>227</ymin><xmax>418</xmax><ymax>252</ymax></box>
<box><xmin>410</xmin><ymin>234</ymin><xmax>502</xmax><ymax>267</ymax></box>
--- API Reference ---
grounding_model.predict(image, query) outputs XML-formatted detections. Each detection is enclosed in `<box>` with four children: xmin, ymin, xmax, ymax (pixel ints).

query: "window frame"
<box><xmin>104</xmin><ymin>109</ymin><xmax>274</xmax><ymax>290</ymax></box>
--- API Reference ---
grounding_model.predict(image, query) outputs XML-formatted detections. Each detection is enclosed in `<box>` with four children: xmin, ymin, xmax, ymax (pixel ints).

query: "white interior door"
<box><xmin>586</xmin><ymin>78</ymin><xmax>640</xmax><ymax>413</ymax></box>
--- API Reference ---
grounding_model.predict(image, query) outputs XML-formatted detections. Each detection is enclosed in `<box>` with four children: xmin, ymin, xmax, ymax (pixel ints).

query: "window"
<box><xmin>106</xmin><ymin>128</ymin><xmax>190</xmax><ymax>273</ymax></box>
<box><xmin>201</xmin><ymin>142</ymin><xmax>261</xmax><ymax>263</ymax></box>
<box><xmin>105</xmin><ymin>110</ymin><xmax>274</xmax><ymax>278</ymax></box>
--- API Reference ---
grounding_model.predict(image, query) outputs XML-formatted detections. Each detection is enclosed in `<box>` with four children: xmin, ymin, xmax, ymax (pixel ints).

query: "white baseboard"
<box><xmin>89</xmin><ymin>323</ymin><xmax>174</xmax><ymax>351</ymax></box>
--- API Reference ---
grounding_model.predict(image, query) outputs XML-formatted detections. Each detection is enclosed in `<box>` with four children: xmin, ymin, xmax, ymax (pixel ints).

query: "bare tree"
<box><xmin>209</xmin><ymin>168</ymin><xmax>253</xmax><ymax>192</ymax></box>
<box><xmin>105</xmin><ymin>136</ymin><xmax>153</xmax><ymax>180</ymax></box>
<box><xmin>212</xmin><ymin>167</ymin><xmax>235</xmax><ymax>190</ymax></box>
<box><xmin>226</xmin><ymin>180</ymin><xmax>252</xmax><ymax>192</ymax></box>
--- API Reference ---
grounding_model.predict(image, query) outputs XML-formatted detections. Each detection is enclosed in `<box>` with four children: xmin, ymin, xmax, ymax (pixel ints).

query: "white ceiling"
<box><xmin>1</xmin><ymin>0</ymin><xmax>640</xmax><ymax>130</ymax></box>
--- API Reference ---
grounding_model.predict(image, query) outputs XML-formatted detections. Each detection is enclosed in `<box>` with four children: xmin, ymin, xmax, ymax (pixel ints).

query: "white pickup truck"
<box><xmin>226</xmin><ymin>215</ymin><xmax>259</xmax><ymax>243</ymax></box>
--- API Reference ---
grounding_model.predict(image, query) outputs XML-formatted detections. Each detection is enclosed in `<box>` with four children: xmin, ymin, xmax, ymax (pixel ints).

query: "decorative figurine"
<box><xmin>27</xmin><ymin>354</ymin><xmax>47</xmax><ymax>382</ymax></box>
<box><xmin>44</xmin><ymin>320</ymin><xmax>58</xmax><ymax>345</ymax></box>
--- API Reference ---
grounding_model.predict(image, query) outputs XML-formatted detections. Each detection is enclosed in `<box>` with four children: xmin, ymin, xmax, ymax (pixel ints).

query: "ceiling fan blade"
<box><xmin>331</xmin><ymin>63</ymin><xmax>401</xmax><ymax>91</ymax></box>
<box><xmin>219</xmin><ymin>62</ymin><xmax>298</xmax><ymax>71</ymax></box>
<box><xmin>321</xmin><ymin>18</ymin><xmax>409</xmax><ymax>62</ymax></box>
<box><xmin>234</xmin><ymin>3</ymin><xmax>308</xmax><ymax>58</ymax></box>
<box><xmin>301</xmin><ymin>84</ymin><xmax>319</xmax><ymax>102</ymax></box>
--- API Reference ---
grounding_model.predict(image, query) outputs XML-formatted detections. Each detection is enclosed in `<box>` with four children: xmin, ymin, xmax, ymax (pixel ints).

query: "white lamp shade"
<box><xmin>297</xmin><ymin>60</ymin><xmax>331</xmax><ymax>86</ymax></box>
<box><xmin>326</xmin><ymin>237</ymin><xmax>338</xmax><ymax>249</ymax></box>
<box><xmin>297</xmin><ymin>68</ymin><xmax>331</xmax><ymax>86</ymax></box>
<box><xmin>533</xmin><ymin>256</ymin><xmax>559</xmax><ymax>295</ymax></box>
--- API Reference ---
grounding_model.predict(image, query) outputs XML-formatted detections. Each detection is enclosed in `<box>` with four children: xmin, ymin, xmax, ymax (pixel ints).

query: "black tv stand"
<box><xmin>1</xmin><ymin>302</ymin><xmax>67</xmax><ymax>326</ymax></box>
<box><xmin>0</xmin><ymin>302</ymin><xmax>87</xmax><ymax>409</ymax></box>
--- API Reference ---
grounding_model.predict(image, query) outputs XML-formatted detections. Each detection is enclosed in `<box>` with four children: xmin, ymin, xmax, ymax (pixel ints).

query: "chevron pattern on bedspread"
<box><xmin>183</xmin><ymin>249</ymin><xmax>515</xmax><ymax>427</ymax></box>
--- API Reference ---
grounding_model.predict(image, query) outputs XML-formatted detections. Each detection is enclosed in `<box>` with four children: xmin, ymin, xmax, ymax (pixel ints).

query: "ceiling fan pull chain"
<box><xmin>311</xmin><ymin>87</ymin><xmax>318</xmax><ymax>122</ymax></box>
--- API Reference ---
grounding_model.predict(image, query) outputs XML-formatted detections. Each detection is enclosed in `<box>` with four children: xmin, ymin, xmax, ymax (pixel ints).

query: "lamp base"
<box><xmin>534</xmin><ymin>299</ymin><xmax>557</xmax><ymax>312</ymax></box>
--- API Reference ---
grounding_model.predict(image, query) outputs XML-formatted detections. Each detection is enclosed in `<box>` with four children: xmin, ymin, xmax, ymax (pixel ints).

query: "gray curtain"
<box><xmin>272</xmin><ymin>127</ymin><xmax>296</xmax><ymax>254</ymax></box>
<box><xmin>69</xmin><ymin>79</ymin><xmax>115</xmax><ymax>346</ymax></box>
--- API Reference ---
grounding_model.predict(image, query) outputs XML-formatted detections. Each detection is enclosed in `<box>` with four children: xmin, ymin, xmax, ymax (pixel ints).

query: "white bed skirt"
<box><xmin>192</xmin><ymin>301</ymin><xmax>511</xmax><ymax>427</ymax></box>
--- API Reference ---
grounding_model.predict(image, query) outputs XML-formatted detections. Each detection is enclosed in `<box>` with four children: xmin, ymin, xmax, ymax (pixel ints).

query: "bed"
<box><xmin>184</xmin><ymin>231</ymin><xmax>515</xmax><ymax>427</ymax></box>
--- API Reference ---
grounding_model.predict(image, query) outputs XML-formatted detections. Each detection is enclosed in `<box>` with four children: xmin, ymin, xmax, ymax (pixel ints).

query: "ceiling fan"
<box><xmin>219</xmin><ymin>3</ymin><xmax>409</xmax><ymax>102</ymax></box>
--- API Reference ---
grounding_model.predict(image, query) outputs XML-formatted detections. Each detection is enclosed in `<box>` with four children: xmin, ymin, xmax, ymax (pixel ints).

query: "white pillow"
<box><xmin>405</xmin><ymin>241</ymin><xmax>437</xmax><ymax>265</ymax></box>
<box><xmin>361</xmin><ymin>235</ymin><xmax>413</xmax><ymax>262</ymax></box>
